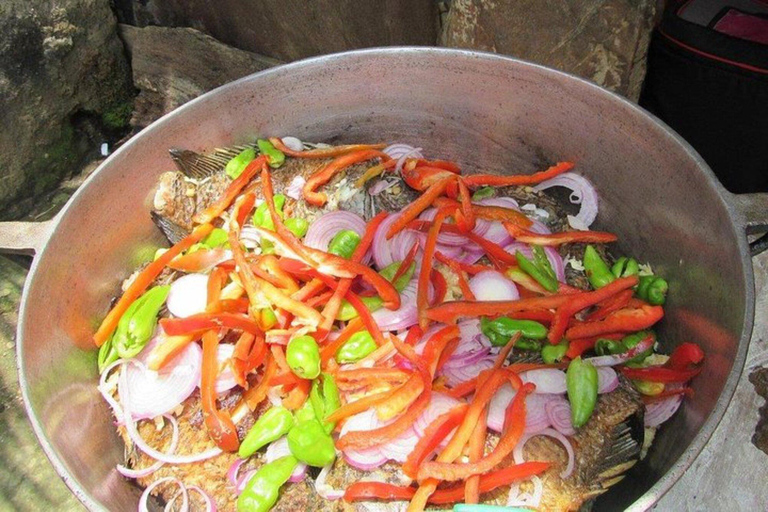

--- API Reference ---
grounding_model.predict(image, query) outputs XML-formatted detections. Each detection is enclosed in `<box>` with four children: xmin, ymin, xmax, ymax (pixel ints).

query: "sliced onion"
<box><xmin>236</xmin><ymin>470</ymin><xmax>257</xmax><ymax>494</ymax></box>
<box><xmin>372</xmin><ymin>213</ymin><xmax>420</xmax><ymax>269</ymax></box>
<box><xmin>413</xmin><ymin>393</ymin><xmax>463</xmax><ymax>437</ymax></box>
<box><xmin>503</xmin><ymin>242</ymin><xmax>566</xmax><ymax>283</ymax></box>
<box><xmin>645</xmin><ymin>387</ymin><xmax>684</xmax><ymax>427</ymax></box>
<box><xmin>487</xmin><ymin>383</ymin><xmax>517</xmax><ymax>431</ymax></box>
<box><xmin>524</xmin><ymin>394</ymin><xmax>555</xmax><ymax>433</ymax></box>
<box><xmin>99</xmin><ymin>359</ymin><xmax>126</xmax><ymax>422</ymax></box>
<box><xmin>286</xmin><ymin>175</ymin><xmax>306</xmax><ymax>200</ymax></box>
<box><xmin>378</xmin><ymin>426</ymin><xmax>420</xmax><ymax>463</ymax></box>
<box><xmin>506</xmin><ymin>475</ymin><xmax>543</xmax><ymax>508</ymax></box>
<box><xmin>124</xmin><ymin>331</ymin><xmax>202</xmax><ymax>420</ymax></box>
<box><xmin>521</xmin><ymin>369</ymin><xmax>567</xmax><ymax>394</ymax></box>
<box><xmin>227</xmin><ymin>459</ymin><xmax>246</xmax><ymax>487</ymax></box>
<box><xmin>597</xmin><ymin>367</ymin><xmax>619</xmax><ymax>394</ymax></box>
<box><xmin>304</xmin><ymin>211</ymin><xmax>369</xmax><ymax>263</ymax></box>
<box><xmin>167</xmin><ymin>273</ymin><xmax>209</xmax><ymax>318</ymax></box>
<box><xmin>281</xmin><ymin>136</ymin><xmax>304</xmax><ymax>152</ymax></box>
<box><xmin>533</xmin><ymin>172</ymin><xmax>599</xmax><ymax>228</ymax></box>
<box><xmin>368</xmin><ymin>178</ymin><xmax>399</xmax><ymax>196</ymax></box>
<box><xmin>371</xmin><ymin>279</ymin><xmax>417</xmax><ymax>331</ymax></box>
<box><xmin>513</xmin><ymin>427</ymin><xmax>575</xmax><ymax>479</ymax></box>
<box><xmin>453</xmin><ymin>246</ymin><xmax>486</xmax><ymax>265</ymax></box>
<box><xmin>545</xmin><ymin>395</ymin><xmax>576</xmax><ymax>436</ymax></box>
<box><xmin>315</xmin><ymin>463</ymin><xmax>345</xmax><ymax>500</ymax></box>
<box><xmin>468</xmin><ymin>270</ymin><xmax>519</xmax><ymax>301</ymax></box>
<box><xmin>265</xmin><ymin>437</ymin><xmax>308</xmax><ymax>482</ymax></box>
<box><xmin>341</xmin><ymin>409</ymin><xmax>388</xmax><ymax>469</ymax></box>
<box><xmin>214</xmin><ymin>344</ymin><xmax>238</xmax><ymax>394</ymax></box>
<box><xmin>585</xmin><ymin>336</ymin><xmax>654</xmax><ymax>367</ymax></box>
<box><xmin>383</xmin><ymin>143</ymin><xmax>424</xmax><ymax>161</ymax></box>
<box><xmin>440</xmin><ymin>353</ymin><xmax>495</xmax><ymax>387</ymax></box>
<box><xmin>139</xmin><ymin>476</ymin><xmax>189</xmax><ymax>512</ymax></box>
<box><xmin>528</xmin><ymin>219</ymin><xmax>551</xmax><ymax>234</ymax></box>
<box><xmin>116</xmin><ymin>412</ymin><xmax>179</xmax><ymax>478</ymax></box>
<box><xmin>240</xmin><ymin>226</ymin><xmax>262</xmax><ymax>247</ymax></box>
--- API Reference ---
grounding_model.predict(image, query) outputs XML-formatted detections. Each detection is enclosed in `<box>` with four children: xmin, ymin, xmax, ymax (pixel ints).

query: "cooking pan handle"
<box><xmin>730</xmin><ymin>192</ymin><xmax>768</xmax><ymax>256</ymax></box>
<box><xmin>0</xmin><ymin>214</ymin><xmax>59</xmax><ymax>256</ymax></box>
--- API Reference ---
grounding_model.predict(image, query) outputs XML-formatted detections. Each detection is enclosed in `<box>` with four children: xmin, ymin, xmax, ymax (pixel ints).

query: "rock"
<box><xmin>112</xmin><ymin>0</ymin><xmax>438</xmax><ymax>61</ymax></box>
<box><xmin>118</xmin><ymin>25</ymin><xmax>281</xmax><ymax>128</ymax></box>
<box><xmin>0</xmin><ymin>0</ymin><xmax>134</xmax><ymax>220</ymax></box>
<box><xmin>440</xmin><ymin>0</ymin><xmax>656</xmax><ymax>100</ymax></box>
<box><xmin>749</xmin><ymin>367</ymin><xmax>768</xmax><ymax>456</ymax></box>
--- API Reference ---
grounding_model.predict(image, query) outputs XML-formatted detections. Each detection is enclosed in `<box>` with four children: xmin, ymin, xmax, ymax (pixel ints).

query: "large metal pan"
<box><xmin>3</xmin><ymin>48</ymin><xmax>767</xmax><ymax>511</ymax></box>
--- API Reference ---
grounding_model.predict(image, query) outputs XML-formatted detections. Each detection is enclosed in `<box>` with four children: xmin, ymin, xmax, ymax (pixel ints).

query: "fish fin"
<box><xmin>151</xmin><ymin>211</ymin><xmax>189</xmax><ymax>245</ymax></box>
<box><xmin>169</xmin><ymin>148</ymin><xmax>231</xmax><ymax>179</ymax></box>
<box><xmin>590</xmin><ymin>411</ymin><xmax>643</xmax><ymax>486</ymax></box>
<box><xmin>211</xmin><ymin>144</ymin><xmax>257</xmax><ymax>161</ymax></box>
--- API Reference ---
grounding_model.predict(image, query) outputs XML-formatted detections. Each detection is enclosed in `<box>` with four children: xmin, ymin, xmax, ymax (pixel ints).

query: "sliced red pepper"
<box><xmin>392</xmin><ymin>241</ymin><xmax>419</xmax><ymax>284</ymax></box>
<box><xmin>425</xmin><ymin>293</ymin><xmax>578</xmax><ymax>324</ymax></box>
<box><xmin>621</xmin><ymin>366</ymin><xmax>702</xmax><ymax>383</ymax></box>
<box><xmin>433</xmin><ymin>197</ymin><xmax>533</xmax><ymax>229</ymax></box>
<box><xmin>167</xmin><ymin>248</ymin><xmax>232</xmax><ymax>272</ymax></box>
<box><xmin>242</xmin><ymin>352</ymin><xmax>277</xmax><ymax>410</ymax></box>
<box><xmin>547</xmin><ymin>277</ymin><xmax>639</xmax><ymax>344</ymax></box>
<box><xmin>402</xmin><ymin>404</ymin><xmax>468</xmax><ymax>478</ymax></box>
<box><xmin>430</xmin><ymin>269</ymin><xmax>447</xmax><ymax>306</ymax></box>
<box><xmin>93</xmin><ymin>222</ymin><xmax>214</xmax><ymax>346</ymax></box>
<box><xmin>336</xmin><ymin>367</ymin><xmax>411</xmax><ymax>384</ymax></box>
<box><xmin>422</xmin><ymin>325</ymin><xmax>461</xmax><ymax>376</ymax></box>
<box><xmin>404</xmin><ymin>325</ymin><xmax>423</xmax><ymax>346</ymax></box>
<box><xmin>160</xmin><ymin>312</ymin><xmax>262</xmax><ymax>336</ymax></box>
<box><xmin>667</xmin><ymin>342</ymin><xmax>705</xmax><ymax>369</ymax></box>
<box><xmin>320</xmin><ymin>318</ymin><xmax>364</xmax><ymax>366</ymax></box>
<box><xmin>303</xmin><ymin>149</ymin><xmax>390</xmax><ymax>206</ymax></box>
<box><xmin>269</xmin><ymin>137</ymin><xmax>386</xmax><ymax>159</ymax></box>
<box><xmin>193</xmin><ymin>155</ymin><xmax>267</xmax><ymax>224</ymax></box>
<box><xmin>463</xmin><ymin>161</ymin><xmax>575</xmax><ymax>188</ymax></box>
<box><xmin>463</xmin><ymin>231</ymin><xmax>519</xmax><ymax>268</ymax></box>
<box><xmin>584</xmin><ymin>289</ymin><xmax>634</xmax><ymax>322</ymax></box>
<box><xmin>434</xmin><ymin>250</ymin><xmax>494</xmax><ymax>275</ymax></box>
<box><xmin>565</xmin><ymin>333</ymin><xmax>624</xmax><ymax>359</ymax></box>
<box><xmin>419</xmin><ymin>209</ymin><xmax>447</xmax><ymax>329</ymax></box>
<box><xmin>254</xmin><ymin>254</ymin><xmax>300</xmax><ymax>294</ymax></box>
<box><xmin>344</xmin><ymin>290</ymin><xmax>388</xmax><ymax>348</ymax></box>
<box><xmin>442</xmin><ymin>256</ymin><xmax>476</xmax><ymax>300</ymax></box>
<box><xmin>565</xmin><ymin>304</ymin><xmax>664</xmax><ymax>340</ymax></box>
<box><xmin>465</xmin><ymin>407</ymin><xmax>487</xmax><ymax>503</ymax></box>
<box><xmin>355</xmin><ymin>158</ymin><xmax>398</xmax><ymax>188</ymax></box>
<box><xmin>283</xmin><ymin>378</ymin><xmax>311</xmax><ymax>410</ymax></box>
<box><xmin>504</xmin><ymin>222</ymin><xmax>618</xmax><ymax>246</ymax></box>
<box><xmin>291</xmin><ymin>278</ymin><xmax>326</xmax><ymax>302</ymax></box>
<box><xmin>324</xmin><ymin>390</ymin><xmax>391</xmax><ymax>424</ymax></box>
<box><xmin>402</xmin><ymin>165</ymin><xmax>458</xmax><ymax>191</ymax></box>
<box><xmin>455</xmin><ymin>179</ymin><xmax>476</xmax><ymax>232</ymax></box>
<box><xmin>375</xmin><ymin>373</ymin><xmax>424</xmax><ymax>421</ymax></box>
<box><xmin>386</xmin><ymin>175</ymin><xmax>456</xmax><ymax>239</ymax></box>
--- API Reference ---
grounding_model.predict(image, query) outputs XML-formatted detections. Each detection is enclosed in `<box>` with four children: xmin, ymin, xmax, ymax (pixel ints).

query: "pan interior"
<box><xmin>18</xmin><ymin>49</ymin><xmax>748</xmax><ymax>510</ymax></box>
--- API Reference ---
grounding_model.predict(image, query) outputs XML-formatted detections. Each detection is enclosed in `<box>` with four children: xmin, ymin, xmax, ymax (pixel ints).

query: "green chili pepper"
<box><xmin>480</xmin><ymin>317</ymin><xmax>548</xmax><ymax>347</ymax></box>
<box><xmin>595</xmin><ymin>338</ymin><xmax>625</xmax><ymax>356</ymax></box>
<box><xmin>566</xmin><ymin>356</ymin><xmax>598</xmax><ymax>428</ymax></box>
<box><xmin>253</xmin><ymin>195</ymin><xmax>286</xmax><ymax>231</ymax></box>
<box><xmin>531</xmin><ymin>245</ymin><xmax>556</xmax><ymax>280</ymax></box>
<box><xmin>257</xmin><ymin>308</ymin><xmax>278</xmax><ymax>331</ymax></box>
<box><xmin>514</xmin><ymin>338</ymin><xmax>542</xmax><ymax>351</ymax></box>
<box><xmin>541</xmin><ymin>341</ymin><xmax>568</xmax><ymax>364</ymax></box>
<box><xmin>471</xmin><ymin>186</ymin><xmax>495</xmax><ymax>201</ymax></box>
<box><xmin>336</xmin><ymin>261</ymin><xmax>415</xmax><ymax>320</ymax></box>
<box><xmin>583</xmin><ymin>245</ymin><xmax>615</xmax><ymax>289</ymax></box>
<box><xmin>295</xmin><ymin>401</ymin><xmax>317</xmax><ymax>423</ymax></box>
<box><xmin>328</xmin><ymin>230</ymin><xmax>361</xmax><ymax>259</ymax></box>
<box><xmin>336</xmin><ymin>331</ymin><xmax>376</xmax><ymax>363</ymax></box>
<box><xmin>515</xmin><ymin>251</ymin><xmax>558</xmax><ymax>292</ymax></box>
<box><xmin>287</xmin><ymin>418</ymin><xmax>336</xmax><ymax>467</ymax></box>
<box><xmin>636</xmin><ymin>276</ymin><xmax>668</xmax><ymax>305</ymax></box>
<box><xmin>310</xmin><ymin>373</ymin><xmax>341</xmax><ymax>434</ymax></box>
<box><xmin>621</xmin><ymin>330</ymin><xmax>656</xmax><ymax>364</ymax></box>
<box><xmin>98</xmin><ymin>336</ymin><xmax>119</xmax><ymax>373</ymax></box>
<box><xmin>284</xmin><ymin>217</ymin><xmax>309</xmax><ymax>238</ymax></box>
<box><xmin>257</xmin><ymin>138</ymin><xmax>285</xmax><ymax>169</ymax></box>
<box><xmin>286</xmin><ymin>335</ymin><xmax>321</xmax><ymax>379</ymax></box>
<box><xmin>114</xmin><ymin>285</ymin><xmax>170</xmax><ymax>359</ymax></box>
<box><xmin>237</xmin><ymin>455</ymin><xmax>298</xmax><ymax>512</ymax></box>
<box><xmin>202</xmin><ymin>227</ymin><xmax>229</xmax><ymax>248</ymax></box>
<box><xmin>226</xmin><ymin>148</ymin><xmax>256</xmax><ymax>179</ymax></box>
<box><xmin>238</xmin><ymin>406</ymin><xmax>295</xmax><ymax>458</ymax></box>
<box><xmin>611</xmin><ymin>256</ymin><xmax>639</xmax><ymax>278</ymax></box>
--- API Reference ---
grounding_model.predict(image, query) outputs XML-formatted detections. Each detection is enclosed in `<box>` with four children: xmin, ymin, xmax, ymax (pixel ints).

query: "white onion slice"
<box><xmin>383</xmin><ymin>143</ymin><xmax>424</xmax><ymax>160</ymax></box>
<box><xmin>378</xmin><ymin>427</ymin><xmax>420</xmax><ymax>463</ymax></box>
<box><xmin>304</xmin><ymin>211</ymin><xmax>368</xmax><ymax>262</ymax></box>
<box><xmin>533</xmin><ymin>172</ymin><xmax>599</xmax><ymax>228</ymax></box>
<box><xmin>265</xmin><ymin>437</ymin><xmax>308</xmax><ymax>482</ymax></box>
<box><xmin>440</xmin><ymin>354</ymin><xmax>495</xmax><ymax>387</ymax></box>
<box><xmin>597</xmin><ymin>367</ymin><xmax>619</xmax><ymax>394</ymax></box>
<box><xmin>372</xmin><ymin>212</ymin><xmax>420</xmax><ymax>269</ymax></box>
<box><xmin>116</xmin><ymin>412</ymin><xmax>179</xmax><ymax>479</ymax></box>
<box><xmin>138</xmin><ymin>476</ymin><xmax>189</xmax><ymax>512</ymax></box>
<box><xmin>412</xmin><ymin>393</ymin><xmax>463</xmax><ymax>437</ymax></box>
<box><xmin>645</xmin><ymin>387</ymin><xmax>685</xmax><ymax>427</ymax></box>
<box><xmin>521</xmin><ymin>369</ymin><xmax>567</xmax><ymax>394</ymax></box>
<box><xmin>167</xmin><ymin>273</ymin><xmax>209</xmax><ymax>318</ymax></box>
<box><xmin>468</xmin><ymin>270</ymin><xmax>519</xmax><ymax>301</ymax></box>
<box><xmin>315</xmin><ymin>463</ymin><xmax>345</xmax><ymax>500</ymax></box>
<box><xmin>513</xmin><ymin>427</ymin><xmax>575</xmax><ymax>479</ymax></box>
<box><xmin>286</xmin><ymin>175</ymin><xmax>306</xmax><ymax>200</ymax></box>
<box><xmin>281</xmin><ymin>136</ymin><xmax>304</xmax><ymax>152</ymax></box>
<box><xmin>340</xmin><ymin>409</ymin><xmax>388</xmax><ymax>470</ymax></box>
<box><xmin>545</xmin><ymin>395</ymin><xmax>576</xmax><ymax>436</ymax></box>
<box><xmin>487</xmin><ymin>383</ymin><xmax>517</xmax><ymax>431</ymax></box>
<box><xmin>524</xmin><ymin>394</ymin><xmax>555</xmax><ymax>433</ymax></box>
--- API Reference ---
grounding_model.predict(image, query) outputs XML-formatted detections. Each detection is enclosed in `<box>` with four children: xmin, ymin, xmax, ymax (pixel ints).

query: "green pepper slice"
<box><xmin>237</xmin><ymin>455</ymin><xmax>298</xmax><ymax>512</ymax></box>
<box><xmin>257</xmin><ymin>138</ymin><xmax>285</xmax><ymax>169</ymax></box>
<box><xmin>238</xmin><ymin>406</ymin><xmax>295</xmax><ymax>459</ymax></box>
<box><xmin>566</xmin><ymin>356</ymin><xmax>598</xmax><ymax>428</ymax></box>
<box><xmin>226</xmin><ymin>148</ymin><xmax>256</xmax><ymax>179</ymax></box>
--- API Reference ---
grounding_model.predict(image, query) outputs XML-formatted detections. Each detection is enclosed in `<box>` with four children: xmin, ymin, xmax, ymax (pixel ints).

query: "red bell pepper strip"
<box><xmin>319</xmin><ymin>318</ymin><xmax>364</xmax><ymax>366</ymax></box>
<box><xmin>565</xmin><ymin>304</ymin><xmax>664</xmax><ymax>340</ymax></box>
<box><xmin>283</xmin><ymin>378</ymin><xmax>311</xmax><ymax>410</ymax></box>
<box><xmin>269</xmin><ymin>137</ymin><xmax>386</xmax><ymax>158</ymax></box>
<box><xmin>565</xmin><ymin>333</ymin><xmax>624</xmax><ymax>359</ymax></box>
<box><xmin>584</xmin><ymin>289</ymin><xmax>634</xmax><ymax>322</ymax></box>
<box><xmin>547</xmin><ymin>276</ymin><xmax>639</xmax><ymax>344</ymax></box>
<box><xmin>291</xmin><ymin>278</ymin><xmax>326</xmax><ymax>302</ymax></box>
<box><xmin>303</xmin><ymin>149</ymin><xmax>390</xmax><ymax>206</ymax></box>
<box><xmin>422</xmin><ymin>325</ymin><xmax>461</xmax><ymax>376</ymax></box>
<box><xmin>434</xmin><ymin>251</ymin><xmax>493</xmax><ymax>275</ymax></box>
<box><xmin>231</xmin><ymin>332</ymin><xmax>261</xmax><ymax>388</ymax></box>
<box><xmin>404</xmin><ymin>325</ymin><xmax>423</xmax><ymax>346</ymax></box>
<box><xmin>425</xmin><ymin>292</ymin><xmax>579</xmax><ymax>324</ymax></box>
<box><xmin>418</xmin><ymin>382</ymin><xmax>534</xmax><ymax>481</ymax></box>
<box><xmin>324</xmin><ymin>390</ymin><xmax>391</xmax><ymax>424</ymax></box>
<box><xmin>241</xmin><ymin>352</ymin><xmax>277</xmax><ymax>410</ymax></box>
<box><xmin>344</xmin><ymin>290</ymin><xmax>388</xmax><ymax>348</ymax></box>
<box><xmin>621</xmin><ymin>366</ymin><xmax>702</xmax><ymax>383</ymax></box>
<box><xmin>455</xmin><ymin>179</ymin><xmax>476</xmax><ymax>232</ymax></box>
<box><xmin>93</xmin><ymin>222</ymin><xmax>214</xmax><ymax>347</ymax></box>
<box><xmin>254</xmin><ymin>255</ymin><xmax>300</xmax><ymax>294</ymax></box>
<box><xmin>337</xmin><ymin>335</ymin><xmax>432</xmax><ymax>450</ymax></box>
<box><xmin>402</xmin><ymin>404</ymin><xmax>468</xmax><ymax>478</ymax></box>
<box><xmin>392</xmin><ymin>241</ymin><xmax>420</xmax><ymax>284</ymax></box>
<box><xmin>667</xmin><ymin>342</ymin><xmax>705</xmax><ymax>369</ymax></box>
<box><xmin>504</xmin><ymin>222</ymin><xmax>618</xmax><ymax>246</ymax></box>
<box><xmin>375</xmin><ymin>373</ymin><xmax>424</xmax><ymax>420</ymax></box>
<box><xmin>160</xmin><ymin>312</ymin><xmax>262</xmax><ymax>336</ymax></box>
<box><xmin>167</xmin><ymin>248</ymin><xmax>233</xmax><ymax>272</ymax></box>
<box><xmin>386</xmin><ymin>175</ymin><xmax>456</xmax><ymax>239</ymax></box>
<box><xmin>433</xmin><ymin>197</ymin><xmax>533</xmax><ymax>229</ymax></box>
<box><xmin>463</xmin><ymin>161</ymin><xmax>575</xmax><ymax>188</ymax></box>
<box><xmin>419</xmin><ymin>209</ymin><xmax>447</xmax><ymax>329</ymax></box>
<box><xmin>465</xmin><ymin>407</ymin><xmax>487</xmax><ymax>503</ymax></box>
<box><xmin>464</xmin><ymin>231</ymin><xmax>519</xmax><ymax>268</ymax></box>
<box><xmin>402</xmin><ymin>164</ymin><xmax>458</xmax><ymax>191</ymax></box>
<box><xmin>430</xmin><ymin>269</ymin><xmax>447</xmax><ymax>306</ymax></box>
<box><xmin>192</xmin><ymin>155</ymin><xmax>266</xmax><ymax>224</ymax></box>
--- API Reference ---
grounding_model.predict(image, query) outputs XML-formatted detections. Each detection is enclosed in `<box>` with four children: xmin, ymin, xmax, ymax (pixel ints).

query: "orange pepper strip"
<box><xmin>422</xmin><ymin>325</ymin><xmax>461</xmax><ymax>376</ymax></box>
<box><xmin>335</xmin><ymin>368</ymin><xmax>411</xmax><ymax>384</ymax></box>
<box><xmin>404</xmin><ymin>325</ymin><xmax>423</xmax><ymax>346</ymax></box>
<box><xmin>92</xmin><ymin>222</ymin><xmax>214</xmax><ymax>346</ymax></box>
<box><xmin>231</xmin><ymin>332</ymin><xmax>256</xmax><ymax>387</ymax></box>
<box><xmin>418</xmin><ymin>209</ymin><xmax>447</xmax><ymax>329</ymax></box>
<box><xmin>464</xmin><ymin>407</ymin><xmax>487</xmax><ymax>503</ymax></box>
<box><xmin>462</xmin><ymin>161</ymin><xmax>575</xmax><ymax>188</ymax></box>
<box><xmin>282</xmin><ymin>378</ymin><xmax>311</xmax><ymax>410</ymax></box>
<box><xmin>337</xmin><ymin>336</ymin><xmax>431</xmax><ymax>451</ymax></box>
<box><xmin>320</xmin><ymin>318</ymin><xmax>364</xmax><ymax>366</ymax></box>
<box><xmin>386</xmin><ymin>175</ymin><xmax>456</xmax><ymax>239</ymax></box>
<box><xmin>269</xmin><ymin>137</ymin><xmax>386</xmax><ymax>159</ymax></box>
<box><xmin>402</xmin><ymin>404</ymin><xmax>468</xmax><ymax>478</ymax></box>
<box><xmin>146</xmin><ymin>334</ymin><xmax>195</xmax><ymax>371</ymax></box>
<box><xmin>355</xmin><ymin>158</ymin><xmax>398</xmax><ymax>188</ymax></box>
<box><xmin>291</xmin><ymin>278</ymin><xmax>326</xmax><ymax>302</ymax></box>
<box><xmin>345</xmin><ymin>339</ymin><xmax>394</xmax><ymax>370</ymax></box>
<box><xmin>418</xmin><ymin>382</ymin><xmax>534</xmax><ymax>481</ymax></box>
<box><xmin>324</xmin><ymin>391</ymin><xmax>391</xmax><ymax>424</ymax></box>
<box><xmin>303</xmin><ymin>150</ymin><xmax>390</xmax><ymax>206</ymax></box>
<box><xmin>565</xmin><ymin>304</ymin><xmax>665</xmax><ymax>340</ymax></box>
<box><xmin>193</xmin><ymin>155</ymin><xmax>267</xmax><ymax>224</ymax></box>
<box><xmin>375</xmin><ymin>373</ymin><xmax>424</xmax><ymax>421</ymax></box>
<box><xmin>160</xmin><ymin>313</ymin><xmax>262</xmax><ymax>336</ymax></box>
<box><xmin>271</xmin><ymin>345</ymin><xmax>291</xmax><ymax>374</ymax></box>
<box><xmin>430</xmin><ymin>269</ymin><xmax>447</xmax><ymax>306</ymax></box>
<box><xmin>167</xmin><ymin>247</ymin><xmax>233</xmax><ymax>272</ymax></box>
<box><xmin>254</xmin><ymin>255</ymin><xmax>300</xmax><ymax>294</ymax></box>
<box><xmin>425</xmin><ymin>294</ymin><xmax>576</xmax><ymax>324</ymax></box>
<box><xmin>344</xmin><ymin>290</ymin><xmax>388</xmax><ymax>347</ymax></box>
<box><xmin>504</xmin><ymin>222</ymin><xmax>618</xmax><ymax>246</ymax></box>
<box><xmin>242</xmin><ymin>353</ymin><xmax>277</xmax><ymax>410</ymax></box>
<box><xmin>391</xmin><ymin>241</ymin><xmax>420</xmax><ymax>284</ymax></box>
<box><xmin>468</xmin><ymin>203</ymin><xmax>534</xmax><ymax>229</ymax></box>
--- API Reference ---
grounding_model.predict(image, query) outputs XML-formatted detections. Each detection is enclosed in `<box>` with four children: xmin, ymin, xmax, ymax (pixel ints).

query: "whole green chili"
<box><xmin>595</xmin><ymin>338</ymin><xmax>625</xmax><ymax>356</ymax></box>
<box><xmin>541</xmin><ymin>341</ymin><xmax>568</xmax><ymax>364</ymax></box>
<box><xmin>257</xmin><ymin>138</ymin><xmax>285</xmax><ymax>168</ymax></box>
<box><xmin>113</xmin><ymin>285</ymin><xmax>170</xmax><ymax>359</ymax></box>
<box><xmin>531</xmin><ymin>245</ymin><xmax>556</xmax><ymax>280</ymax></box>
<box><xmin>514</xmin><ymin>339</ymin><xmax>542</xmax><ymax>351</ymax></box>
<box><xmin>310</xmin><ymin>373</ymin><xmax>341</xmax><ymax>434</ymax></box>
<box><xmin>328</xmin><ymin>230</ymin><xmax>361</xmax><ymax>259</ymax></box>
<box><xmin>336</xmin><ymin>330</ymin><xmax>377</xmax><ymax>363</ymax></box>
<box><xmin>636</xmin><ymin>276</ymin><xmax>668</xmax><ymax>305</ymax></box>
<box><xmin>236</xmin><ymin>455</ymin><xmax>298</xmax><ymax>512</ymax></box>
<box><xmin>611</xmin><ymin>256</ymin><xmax>639</xmax><ymax>278</ymax></box>
<box><xmin>98</xmin><ymin>336</ymin><xmax>119</xmax><ymax>373</ymax></box>
<box><xmin>515</xmin><ymin>251</ymin><xmax>558</xmax><ymax>292</ymax></box>
<box><xmin>583</xmin><ymin>245</ymin><xmax>615</xmax><ymax>289</ymax></box>
<box><xmin>287</xmin><ymin>418</ymin><xmax>336</xmax><ymax>467</ymax></box>
<box><xmin>284</xmin><ymin>217</ymin><xmax>309</xmax><ymax>238</ymax></box>
<box><xmin>225</xmin><ymin>148</ymin><xmax>256</xmax><ymax>179</ymax></box>
<box><xmin>238</xmin><ymin>406</ymin><xmax>295</xmax><ymax>458</ymax></box>
<box><xmin>480</xmin><ymin>317</ymin><xmax>548</xmax><ymax>347</ymax></box>
<box><xmin>286</xmin><ymin>335</ymin><xmax>321</xmax><ymax>379</ymax></box>
<box><xmin>566</xmin><ymin>356</ymin><xmax>598</xmax><ymax>428</ymax></box>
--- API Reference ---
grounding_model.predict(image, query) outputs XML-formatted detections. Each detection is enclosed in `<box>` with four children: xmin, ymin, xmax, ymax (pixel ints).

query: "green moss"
<box><xmin>101</xmin><ymin>100</ymin><xmax>134</xmax><ymax>130</ymax></box>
